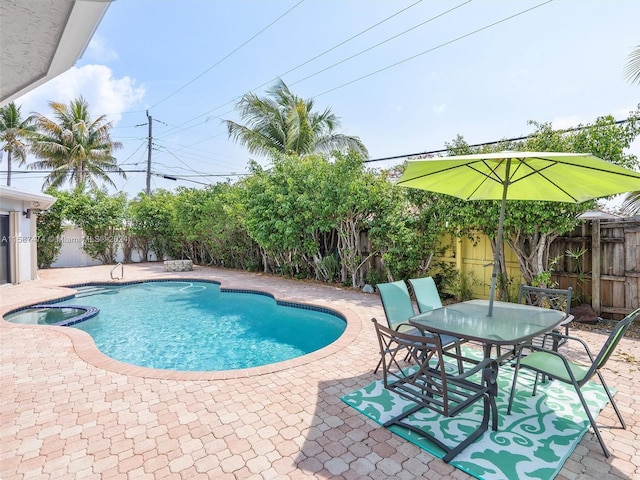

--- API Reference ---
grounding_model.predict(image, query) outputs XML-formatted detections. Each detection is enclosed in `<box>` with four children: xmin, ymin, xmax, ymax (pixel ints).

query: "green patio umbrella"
<box><xmin>396</xmin><ymin>151</ymin><xmax>640</xmax><ymax>316</ymax></box>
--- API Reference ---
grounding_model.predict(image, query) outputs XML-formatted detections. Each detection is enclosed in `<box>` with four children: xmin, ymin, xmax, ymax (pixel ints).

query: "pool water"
<box><xmin>5</xmin><ymin>306</ymin><xmax>96</xmax><ymax>326</ymax></box>
<box><xmin>56</xmin><ymin>281</ymin><xmax>346</xmax><ymax>371</ymax></box>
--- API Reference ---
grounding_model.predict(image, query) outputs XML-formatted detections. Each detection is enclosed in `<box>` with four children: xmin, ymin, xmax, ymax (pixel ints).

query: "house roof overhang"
<box><xmin>0</xmin><ymin>0</ymin><xmax>113</xmax><ymax>107</ymax></box>
<box><xmin>0</xmin><ymin>186</ymin><xmax>57</xmax><ymax>210</ymax></box>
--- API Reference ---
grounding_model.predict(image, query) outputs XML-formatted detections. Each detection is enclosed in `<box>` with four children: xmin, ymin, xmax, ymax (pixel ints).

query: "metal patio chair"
<box><xmin>519</xmin><ymin>284</ymin><xmax>573</xmax><ymax>339</ymax></box>
<box><xmin>372</xmin><ymin>318</ymin><xmax>499</xmax><ymax>463</ymax></box>
<box><xmin>408</xmin><ymin>276</ymin><xmax>443</xmax><ymax>313</ymax></box>
<box><xmin>507</xmin><ymin>308</ymin><xmax>640</xmax><ymax>458</ymax></box>
<box><xmin>374</xmin><ymin>281</ymin><xmax>463</xmax><ymax>374</ymax></box>
<box><xmin>494</xmin><ymin>285</ymin><xmax>573</xmax><ymax>360</ymax></box>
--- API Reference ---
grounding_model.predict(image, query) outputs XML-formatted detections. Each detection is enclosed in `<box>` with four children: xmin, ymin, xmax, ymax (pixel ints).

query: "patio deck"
<box><xmin>2</xmin><ymin>264</ymin><xmax>639</xmax><ymax>479</ymax></box>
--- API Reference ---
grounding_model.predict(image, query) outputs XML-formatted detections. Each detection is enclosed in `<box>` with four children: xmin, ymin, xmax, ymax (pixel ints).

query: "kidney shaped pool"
<box><xmin>5</xmin><ymin>280</ymin><xmax>346</xmax><ymax>371</ymax></box>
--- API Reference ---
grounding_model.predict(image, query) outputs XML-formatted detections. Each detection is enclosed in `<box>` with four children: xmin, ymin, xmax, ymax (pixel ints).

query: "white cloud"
<box><xmin>84</xmin><ymin>34</ymin><xmax>119</xmax><ymax>63</ymax></box>
<box><xmin>16</xmin><ymin>65</ymin><xmax>145</xmax><ymax>124</ymax></box>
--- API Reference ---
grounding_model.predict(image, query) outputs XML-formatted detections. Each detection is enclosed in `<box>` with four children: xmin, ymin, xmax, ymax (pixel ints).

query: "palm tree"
<box><xmin>30</xmin><ymin>97</ymin><xmax>125</xmax><ymax>190</ymax></box>
<box><xmin>620</xmin><ymin>191</ymin><xmax>640</xmax><ymax>216</ymax></box>
<box><xmin>0</xmin><ymin>102</ymin><xmax>37</xmax><ymax>186</ymax></box>
<box><xmin>226</xmin><ymin>79</ymin><xmax>368</xmax><ymax>159</ymax></box>
<box><xmin>622</xmin><ymin>44</ymin><xmax>640</xmax><ymax>214</ymax></box>
<box><xmin>624</xmin><ymin>44</ymin><xmax>640</xmax><ymax>86</ymax></box>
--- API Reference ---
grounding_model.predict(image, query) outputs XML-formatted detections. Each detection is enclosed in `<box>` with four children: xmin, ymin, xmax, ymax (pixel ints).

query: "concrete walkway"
<box><xmin>2</xmin><ymin>264</ymin><xmax>639</xmax><ymax>479</ymax></box>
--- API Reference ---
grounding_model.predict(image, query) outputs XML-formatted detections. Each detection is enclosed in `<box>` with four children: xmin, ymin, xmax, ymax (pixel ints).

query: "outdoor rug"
<box><xmin>341</xmin><ymin>351</ymin><xmax>613</xmax><ymax>480</ymax></box>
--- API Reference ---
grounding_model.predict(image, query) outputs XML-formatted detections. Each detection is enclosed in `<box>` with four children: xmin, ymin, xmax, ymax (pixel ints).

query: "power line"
<box><xmin>147</xmin><ymin>0</ymin><xmax>307</xmax><ymax>111</ymax></box>
<box><xmin>152</xmin><ymin>1</ymin><xmax>458</xmax><ymax>139</ymax></box>
<box><xmin>4</xmin><ymin>168</ymin><xmax>248</xmax><ymax>178</ymax></box>
<box><xmin>290</xmin><ymin>0</ymin><xmax>473</xmax><ymax>88</ymax></box>
<box><xmin>365</xmin><ymin>119</ymin><xmax>632</xmax><ymax>164</ymax></box>
<box><xmin>157</xmin><ymin>0</ymin><xmax>428</xmax><ymax>135</ymax></box>
<box><xmin>149</xmin><ymin>0</ymin><xmax>551</xmax><ymax>151</ymax></box>
<box><xmin>84</xmin><ymin>1</ymin><xmax>554</xmax><ymax>163</ymax></box>
<box><xmin>315</xmin><ymin>0</ymin><xmax>554</xmax><ymax>98</ymax></box>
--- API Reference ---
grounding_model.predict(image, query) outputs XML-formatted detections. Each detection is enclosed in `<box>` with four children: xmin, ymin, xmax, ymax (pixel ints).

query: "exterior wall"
<box><xmin>51</xmin><ymin>226</ymin><xmax>157</xmax><ymax>268</ymax></box>
<box><xmin>52</xmin><ymin>227</ymin><xmax>102</xmax><ymax>268</ymax></box>
<box><xmin>15</xmin><ymin>211</ymin><xmax>32</xmax><ymax>283</ymax></box>
<box><xmin>0</xmin><ymin>197</ymin><xmax>39</xmax><ymax>284</ymax></box>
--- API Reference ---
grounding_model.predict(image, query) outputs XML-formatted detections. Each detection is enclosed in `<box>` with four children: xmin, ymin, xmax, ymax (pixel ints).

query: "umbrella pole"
<box><xmin>488</xmin><ymin>161</ymin><xmax>511</xmax><ymax>316</ymax></box>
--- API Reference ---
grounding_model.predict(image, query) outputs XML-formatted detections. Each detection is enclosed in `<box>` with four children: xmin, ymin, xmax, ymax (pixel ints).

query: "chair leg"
<box><xmin>532</xmin><ymin>373</ymin><xmax>541</xmax><ymax>396</ymax></box>
<box><xmin>489</xmin><ymin>392</ymin><xmax>499</xmax><ymax>431</ymax></box>
<box><xmin>455</xmin><ymin>345</ymin><xmax>463</xmax><ymax>374</ymax></box>
<box><xmin>574</xmin><ymin>384</ymin><xmax>611</xmax><ymax>458</ymax></box>
<box><xmin>596</xmin><ymin>372</ymin><xmax>626</xmax><ymax>429</ymax></box>
<box><xmin>374</xmin><ymin>356</ymin><xmax>382</xmax><ymax>374</ymax></box>
<box><xmin>507</xmin><ymin>357</ymin><xmax>522</xmax><ymax>415</ymax></box>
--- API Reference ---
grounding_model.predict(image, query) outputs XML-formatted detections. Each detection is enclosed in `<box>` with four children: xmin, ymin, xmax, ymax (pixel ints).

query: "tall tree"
<box><xmin>622</xmin><ymin>44</ymin><xmax>640</xmax><ymax>213</ymax></box>
<box><xmin>0</xmin><ymin>102</ymin><xmax>37</xmax><ymax>186</ymax></box>
<box><xmin>29</xmin><ymin>97</ymin><xmax>125</xmax><ymax>190</ymax></box>
<box><xmin>624</xmin><ymin>44</ymin><xmax>640</xmax><ymax>86</ymax></box>
<box><xmin>226</xmin><ymin>79</ymin><xmax>368</xmax><ymax>159</ymax></box>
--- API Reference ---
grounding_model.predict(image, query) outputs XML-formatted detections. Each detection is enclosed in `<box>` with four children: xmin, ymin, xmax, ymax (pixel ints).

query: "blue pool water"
<box><xmin>36</xmin><ymin>281</ymin><xmax>346</xmax><ymax>371</ymax></box>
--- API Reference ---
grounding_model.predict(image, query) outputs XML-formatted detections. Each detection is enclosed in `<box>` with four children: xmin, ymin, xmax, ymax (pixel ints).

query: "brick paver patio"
<box><xmin>2</xmin><ymin>264</ymin><xmax>639</xmax><ymax>479</ymax></box>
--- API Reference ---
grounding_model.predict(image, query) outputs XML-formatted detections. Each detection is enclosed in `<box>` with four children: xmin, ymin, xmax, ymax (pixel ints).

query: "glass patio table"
<box><xmin>409</xmin><ymin>299</ymin><xmax>570</xmax><ymax>363</ymax></box>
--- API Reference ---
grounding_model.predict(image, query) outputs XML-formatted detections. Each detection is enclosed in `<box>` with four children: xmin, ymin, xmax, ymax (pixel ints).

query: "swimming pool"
<box><xmin>6</xmin><ymin>281</ymin><xmax>346</xmax><ymax>371</ymax></box>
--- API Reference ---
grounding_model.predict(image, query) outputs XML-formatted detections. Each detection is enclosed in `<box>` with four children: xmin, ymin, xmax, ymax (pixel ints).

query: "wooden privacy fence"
<box><xmin>434</xmin><ymin>216</ymin><xmax>639</xmax><ymax>320</ymax></box>
<box><xmin>549</xmin><ymin>216</ymin><xmax>639</xmax><ymax>320</ymax></box>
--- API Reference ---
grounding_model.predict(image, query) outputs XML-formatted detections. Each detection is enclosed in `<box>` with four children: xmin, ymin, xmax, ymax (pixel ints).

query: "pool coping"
<box><xmin>1</xmin><ymin>276</ymin><xmax>362</xmax><ymax>380</ymax></box>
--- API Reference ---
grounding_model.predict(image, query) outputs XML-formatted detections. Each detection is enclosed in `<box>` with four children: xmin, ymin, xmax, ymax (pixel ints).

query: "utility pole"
<box><xmin>145</xmin><ymin>110</ymin><xmax>152</xmax><ymax>195</ymax></box>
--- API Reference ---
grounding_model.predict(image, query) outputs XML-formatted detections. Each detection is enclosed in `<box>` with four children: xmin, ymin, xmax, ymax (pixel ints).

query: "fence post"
<box><xmin>592</xmin><ymin>219</ymin><xmax>601</xmax><ymax>315</ymax></box>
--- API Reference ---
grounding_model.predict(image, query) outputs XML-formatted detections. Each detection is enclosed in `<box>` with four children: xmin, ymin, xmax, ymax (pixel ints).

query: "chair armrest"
<box><xmin>525</xmin><ymin>339</ymin><xmax>595</xmax><ymax>363</ymax></box>
<box><xmin>537</xmin><ymin>330</ymin><xmax>595</xmax><ymax>359</ymax></box>
<box><xmin>559</xmin><ymin>314</ymin><xmax>574</xmax><ymax>325</ymax></box>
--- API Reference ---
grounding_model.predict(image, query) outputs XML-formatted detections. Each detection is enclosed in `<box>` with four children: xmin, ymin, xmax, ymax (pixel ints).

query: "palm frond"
<box><xmin>225</xmin><ymin>79</ymin><xmax>368</xmax><ymax>159</ymax></box>
<box><xmin>620</xmin><ymin>190</ymin><xmax>640</xmax><ymax>215</ymax></box>
<box><xmin>624</xmin><ymin>44</ymin><xmax>640</xmax><ymax>85</ymax></box>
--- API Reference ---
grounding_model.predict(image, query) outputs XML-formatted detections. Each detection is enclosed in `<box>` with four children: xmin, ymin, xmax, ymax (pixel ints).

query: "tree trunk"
<box><xmin>506</xmin><ymin>230</ymin><xmax>559</xmax><ymax>286</ymax></box>
<box><xmin>6</xmin><ymin>150</ymin><xmax>11</xmax><ymax>186</ymax></box>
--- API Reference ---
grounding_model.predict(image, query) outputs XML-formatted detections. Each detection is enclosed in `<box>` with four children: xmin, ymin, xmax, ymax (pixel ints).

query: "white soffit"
<box><xmin>0</xmin><ymin>0</ymin><xmax>112</xmax><ymax>106</ymax></box>
<box><xmin>0</xmin><ymin>186</ymin><xmax>57</xmax><ymax>209</ymax></box>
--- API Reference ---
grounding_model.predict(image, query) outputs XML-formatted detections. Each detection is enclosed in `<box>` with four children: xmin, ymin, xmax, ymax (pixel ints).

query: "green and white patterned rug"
<box><xmin>341</xmin><ymin>352</ymin><xmax>612</xmax><ymax>480</ymax></box>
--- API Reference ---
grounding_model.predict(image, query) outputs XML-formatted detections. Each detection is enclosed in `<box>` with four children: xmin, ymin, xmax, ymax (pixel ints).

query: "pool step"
<box><xmin>74</xmin><ymin>286</ymin><xmax>117</xmax><ymax>298</ymax></box>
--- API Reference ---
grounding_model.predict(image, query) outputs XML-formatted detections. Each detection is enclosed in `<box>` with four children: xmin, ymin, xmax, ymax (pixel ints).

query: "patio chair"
<box><xmin>374</xmin><ymin>281</ymin><xmax>463</xmax><ymax>374</ymax></box>
<box><xmin>519</xmin><ymin>285</ymin><xmax>573</xmax><ymax>341</ymax></box>
<box><xmin>408</xmin><ymin>276</ymin><xmax>443</xmax><ymax>312</ymax></box>
<box><xmin>495</xmin><ymin>285</ymin><xmax>573</xmax><ymax>360</ymax></box>
<box><xmin>507</xmin><ymin>308</ymin><xmax>640</xmax><ymax>458</ymax></box>
<box><xmin>372</xmin><ymin>318</ymin><xmax>499</xmax><ymax>463</ymax></box>
<box><xmin>409</xmin><ymin>276</ymin><xmax>470</xmax><ymax>357</ymax></box>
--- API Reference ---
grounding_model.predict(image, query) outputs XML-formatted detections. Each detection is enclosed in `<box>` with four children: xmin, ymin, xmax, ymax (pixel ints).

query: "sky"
<box><xmin>4</xmin><ymin>0</ymin><xmax>640</xmax><ymax>203</ymax></box>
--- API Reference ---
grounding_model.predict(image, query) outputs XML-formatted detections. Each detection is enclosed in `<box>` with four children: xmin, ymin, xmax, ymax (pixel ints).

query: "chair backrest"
<box><xmin>408</xmin><ymin>277</ymin><xmax>443</xmax><ymax>313</ymax></box>
<box><xmin>518</xmin><ymin>285</ymin><xmax>572</xmax><ymax>314</ymax></box>
<box><xmin>590</xmin><ymin>308</ymin><xmax>640</xmax><ymax>376</ymax></box>
<box><xmin>371</xmin><ymin>317</ymin><xmax>447</xmax><ymax>395</ymax></box>
<box><xmin>371</xmin><ymin>318</ymin><xmax>498</xmax><ymax>418</ymax></box>
<box><xmin>376</xmin><ymin>281</ymin><xmax>415</xmax><ymax>330</ymax></box>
